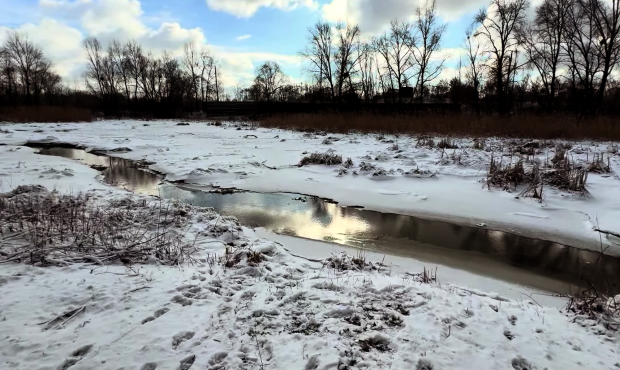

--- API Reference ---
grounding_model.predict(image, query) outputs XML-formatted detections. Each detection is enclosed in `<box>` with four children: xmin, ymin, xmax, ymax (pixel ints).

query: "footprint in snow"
<box><xmin>142</xmin><ymin>307</ymin><xmax>170</xmax><ymax>324</ymax></box>
<box><xmin>511</xmin><ymin>356</ymin><xmax>535</xmax><ymax>370</ymax></box>
<box><xmin>57</xmin><ymin>344</ymin><xmax>94</xmax><ymax>370</ymax></box>
<box><xmin>172</xmin><ymin>331</ymin><xmax>195</xmax><ymax>349</ymax></box>
<box><xmin>177</xmin><ymin>354</ymin><xmax>196</xmax><ymax>370</ymax></box>
<box><xmin>208</xmin><ymin>351</ymin><xmax>228</xmax><ymax>367</ymax></box>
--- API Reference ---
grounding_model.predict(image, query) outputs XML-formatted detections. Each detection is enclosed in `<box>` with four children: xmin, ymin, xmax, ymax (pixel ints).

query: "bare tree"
<box><xmin>300</xmin><ymin>21</ymin><xmax>335</xmax><ymax>101</ymax></box>
<box><xmin>183</xmin><ymin>41</ymin><xmax>200</xmax><ymax>110</ymax></box>
<box><xmin>357</xmin><ymin>42</ymin><xmax>377</xmax><ymax>102</ymax></box>
<box><xmin>83</xmin><ymin>37</ymin><xmax>108</xmax><ymax>105</ymax></box>
<box><xmin>254</xmin><ymin>61</ymin><xmax>286</xmax><ymax>102</ymax></box>
<box><xmin>198</xmin><ymin>49</ymin><xmax>216</xmax><ymax>107</ymax></box>
<box><xmin>474</xmin><ymin>0</ymin><xmax>530</xmax><ymax>113</ymax></box>
<box><xmin>584</xmin><ymin>0</ymin><xmax>620</xmax><ymax>108</ymax></box>
<box><xmin>413</xmin><ymin>0</ymin><xmax>447</xmax><ymax>103</ymax></box>
<box><xmin>3</xmin><ymin>32</ymin><xmax>45</xmax><ymax>104</ymax></box>
<box><xmin>522</xmin><ymin>0</ymin><xmax>571</xmax><ymax>111</ymax></box>
<box><xmin>31</xmin><ymin>58</ymin><xmax>60</xmax><ymax>103</ymax></box>
<box><xmin>124</xmin><ymin>40</ymin><xmax>143</xmax><ymax>104</ymax></box>
<box><xmin>373</xmin><ymin>20</ymin><xmax>416</xmax><ymax>102</ymax></box>
<box><xmin>563</xmin><ymin>0</ymin><xmax>603</xmax><ymax>111</ymax></box>
<box><xmin>0</xmin><ymin>48</ymin><xmax>16</xmax><ymax>103</ymax></box>
<box><xmin>109</xmin><ymin>40</ymin><xmax>132</xmax><ymax>107</ymax></box>
<box><xmin>464</xmin><ymin>26</ymin><xmax>487</xmax><ymax>114</ymax></box>
<box><xmin>333</xmin><ymin>23</ymin><xmax>362</xmax><ymax>102</ymax></box>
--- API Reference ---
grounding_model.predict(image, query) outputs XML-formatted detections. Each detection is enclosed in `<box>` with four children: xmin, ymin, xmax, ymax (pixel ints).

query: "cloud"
<box><xmin>205</xmin><ymin>0</ymin><xmax>318</xmax><ymax>18</ymax></box>
<box><xmin>41</xmin><ymin>0</ymin><xmax>148</xmax><ymax>39</ymax></box>
<box><xmin>322</xmin><ymin>0</ymin><xmax>487</xmax><ymax>36</ymax></box>
<box><xmin>1</xmin><ymin>0</ymin><xmax>302</xmax><ymax>88</ymax></box>
<box><xmin>5</xmin><ymin>0</ymin><xmax>205</xmax><ymax>81</ymax></box>
<box><xmin>237</xmin><ymin>34</ymin><xmax>252</xmax><ymax>41</ymax></box>
<box><xmin>210</xmin><ymin>46</ymin><xmax>302</xmax><ymax>86</ymax></box>
<box><xmin>0</xmin><ymin>18</ymin><xmax>86</xmax><ymax>81</ymax></box>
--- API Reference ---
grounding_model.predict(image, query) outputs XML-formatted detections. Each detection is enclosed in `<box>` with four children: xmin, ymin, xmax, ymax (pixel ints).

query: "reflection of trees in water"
<box><xmin>337</xmin><ymin>202</ymin><xmax>620</xmax><ymax>292</ymax></box>
<box><xmin>163</xmin><ymin>189</ymin><xmax>620</xmax><ymax>294</ymax></box>
<box><xmin>309</xmin><ymin>198</ymin><xmax>333</xmax><ymax>227</ymax></box>
<box><xmin>105</xmin><ymin>158</ymin><xmax>160</xmax><ymax>190</ymax></box>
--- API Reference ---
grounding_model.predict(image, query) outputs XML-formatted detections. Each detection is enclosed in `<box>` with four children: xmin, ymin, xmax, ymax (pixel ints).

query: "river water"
<box><xmin>35</xmin><ymin>146</ymin><xmax>620</xmax><ymax>295</ymax></box>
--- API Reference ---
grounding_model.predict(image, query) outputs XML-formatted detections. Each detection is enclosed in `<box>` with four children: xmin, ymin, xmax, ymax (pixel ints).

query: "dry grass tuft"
<box><xmin>485</xmin><ymin>156</ymin><xmax>526</xmax><ymax>191</ymax></box>
<box><xmin>437</xmin><ymin>138</ymin><xmax>458</xmax><ymax>149</ymax></box>
<box><xmin>0</xmin><ymin>106</ymin><xmax>92</xmax><ymax>123</ymax></box>
<box><xmin>299</xmin><ymin>152</ymin><xmax>343</xmax><ymax>166</ymax></box>
<box><xmin>416</xmin><ymin>136</ymin><xmax>435</xmax><ymax>148</ymax></box>
<box><xmin>543</xmin><ymin>156</ymin><xmax>589</xmax><ymax>194</ymax></box>
<box><xmin>588</xmin><ymin>153</ymin><xmax>611</xmax><ymax>173</ymax></box>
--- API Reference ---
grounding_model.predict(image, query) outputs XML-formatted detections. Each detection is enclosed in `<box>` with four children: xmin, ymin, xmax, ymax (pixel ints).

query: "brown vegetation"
<box><xmin>259</xmin><ymin>113</ymin><xmax>620</xmax><ymax>140</ymax></box>
<box><xmin>0</xmin><ymin>106</ymin><xmax>91</xmax><ymax>123</ymax></box>
<box><xmin>0</xmin><ymin>186</ymin><xmax>204</xmax><ymax>266</ymax></box>
<box><xmin>298</xmin><ymin>152</ymin><xmax>343</xmax><ymax>166</ymax></box>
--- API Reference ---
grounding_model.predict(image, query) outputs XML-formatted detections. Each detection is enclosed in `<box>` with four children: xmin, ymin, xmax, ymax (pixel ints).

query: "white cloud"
<box><xmin>1</xmin><ymin>0</ymin><xmax>301</xmax><ymax>88</ymax></box>
<box><xmin>322</xmin><ymin>0</ymin><xmax>487</xmax><ymax>36</ymax></box>
<box><xmin>0</xmin><ymin>18</ymin><xmax>86</xmax><ymax>81</ymax></box>
<box><xmin>237</xmin><ymin>34</ymin><xmax>252</xmax><ymax>41</ymax></box>
<box><xmin>41</xmin><ymin>0</ymin><xmax>148</xmax><ymax>39</ymax></box>
<box><xmin>206</xmin><ymin>0</ymin><xmax>318</xmax><ymax>18</ymax></box>
<box><xmin>210</xmin><ymin>46</ymin><xmax>302</xmax><ymax>86</ymax></box>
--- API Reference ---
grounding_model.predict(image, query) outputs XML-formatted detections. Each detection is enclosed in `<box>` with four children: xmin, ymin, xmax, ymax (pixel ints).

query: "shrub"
<box><xmin>437</xmin><ymin>137</ymin><xmax>458</xmax><ymax>149</ymax></box>
<box><xmin>298</xmin><ymin>152</ymin><xmax>343</xmax><ymax>166</ymax></box>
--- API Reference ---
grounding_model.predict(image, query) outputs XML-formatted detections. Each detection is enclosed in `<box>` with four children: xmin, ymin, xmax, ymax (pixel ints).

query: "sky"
<box><xmin>0</xmin><ymin>0</ymin><xmax>493</xmax><ymax>88</ymax></box>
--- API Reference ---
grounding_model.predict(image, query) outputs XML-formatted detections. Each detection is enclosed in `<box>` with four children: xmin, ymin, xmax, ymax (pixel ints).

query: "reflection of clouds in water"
<box><xmin>39</xmin><ymin>148</ymin><xmax>162</xmax><ymax>196</ymax></box>
<box><xmin>33</xmin><ymin>147</ymin><xmax>620</xmax><ymax>294</ymax></box>
<box><xmin>309</xmin><ymin>199</ymin><xmax>333</xmax><ymax>227</ymax></box>
<box><xmin>105</xmin><ymin>158</ymin><xmax>161</xmax><ymax>195</ymax></box>
<box><xmin>181</xmin><ymin>191</ymin><xmax>620</xmax><ymax>294</ymax></box>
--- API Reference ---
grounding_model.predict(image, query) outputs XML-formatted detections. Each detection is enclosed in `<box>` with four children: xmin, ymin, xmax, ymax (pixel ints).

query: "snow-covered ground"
<box><xmin>1</xmin><ymin>119</ymin><xmax>619</xmax><ymax>254</ymax></box>
<box><xmin>1</xmin><ymin>120</ymin><xmax>620</xmax><ymax>369</ymax></box>
<box><xmin>3</xmin><ymin>240</ymin><xmax>619</xmax><ymax>370</ymax></box>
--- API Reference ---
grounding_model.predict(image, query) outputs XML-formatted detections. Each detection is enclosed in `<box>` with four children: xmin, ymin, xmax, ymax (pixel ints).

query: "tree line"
<box><xmin>1</xmin><ymin>0</ymin><xmax>620</xmax><ymax>117</ymax></box>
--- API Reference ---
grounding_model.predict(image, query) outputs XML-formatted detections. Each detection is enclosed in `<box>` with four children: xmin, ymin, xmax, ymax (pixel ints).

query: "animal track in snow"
<box><xmin>57</xmin><ymin>344</ymin><xmax>93</xmax><ymax>370</ymax></box>
<box><xmin>177</xmin><ymin>354</ymin><xmax>196</xmax><ymax>370</ymax></box>
<box><xmin>172</xmin><ymin>331</ymin><xmax>195</xmax><ymax>349</ymax></box>
<box><xmin>142</xmin><ymin>307</ymin><xmax>170</xmax><ymax>324</ymax></box>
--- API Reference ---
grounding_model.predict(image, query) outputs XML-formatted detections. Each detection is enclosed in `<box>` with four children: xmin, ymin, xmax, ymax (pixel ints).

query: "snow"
<box><xmin>2</xmin><ymin>231</ymin><xmax>620</xmax><ymax>369</ymax></box>
<box><xmin>2</xmin><ymin>119</ymin><xmax>618</xmax><ymax>255</ymax></box>
<box><xmin>1</xmin><ymin>120</ymin><xmax>620</xmax><ymax>369</ymax></box>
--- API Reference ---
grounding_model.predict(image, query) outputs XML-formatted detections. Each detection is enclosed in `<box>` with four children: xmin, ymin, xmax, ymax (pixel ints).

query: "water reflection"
<box><xmin>37</xmin><ymin>147</ymin><xmax>161</xmax><ymax>195</ymax></box>
<box><xmin>169</xmin><ymin>188</ymin><xmax>620</xmax><ymax>294</ymax></box>
<box><xmin>34</xmin><ymin>146</ymin><xmax>620</xmax><ymax>294</ymax></box>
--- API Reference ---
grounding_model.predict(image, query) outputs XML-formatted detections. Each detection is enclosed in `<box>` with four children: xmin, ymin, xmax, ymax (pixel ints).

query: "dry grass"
<box><xmin>259</xmin><ymin>113</ymin><xmax>620</xmax><ymax>140</ymax></box>
<box><xmin>0</xmin><ymin>186</ymin><xmax>203</xmax><ymax>266</ymax></box>
<box><xmin>485</xmin><ymin>156</ymin><xmax>526</xmax><ymax>191</ymax></box>
<box><xmin>0</xmin><ymin>106</ymin><xmax>92</xmax><ymax>123</ymax></box>
<box><xmin>299</xmin><ymin>152</ymin><xmax>343</xmax><ymax>166</ymax></box>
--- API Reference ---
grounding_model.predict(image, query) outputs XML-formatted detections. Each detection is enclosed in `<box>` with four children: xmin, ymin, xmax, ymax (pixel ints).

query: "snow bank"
<box><xmin>0</xmin><ymin>127</ymin><xmax>619</xmax><ymax>369</ymax></box>
<box><xmin>1</xmin><ymin>239</ymin><xmax>619</xmax><ymax>369</ymax></box>
<box><xmin>1</xmin><ymin>120</ymin><xmax>618</xmax><ymax>254</ymax></box>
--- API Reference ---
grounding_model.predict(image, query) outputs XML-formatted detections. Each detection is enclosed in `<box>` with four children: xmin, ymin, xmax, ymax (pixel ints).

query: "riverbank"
<box><xmin>1</xmin><ymin>139</ymin><xmax>620</xmax><ymax>369</ymax></box>
<box><xmin>1</xmin><ymin>119</ymin><xmax>619</xmax><ymax>255</ymax></box>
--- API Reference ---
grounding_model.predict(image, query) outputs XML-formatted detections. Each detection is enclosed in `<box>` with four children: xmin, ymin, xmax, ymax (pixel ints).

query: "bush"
<box><xmin>485</xmin><ymin>156</ymin><xmax>526</xmax><ymax>191</ymax></box>
<box><xmin>437</xmin><ymin>137</ymin><xmax>458</xmax><ymax>149</ymax></box>
<box><xmin>298</xmin><ymin>152</ymin><xmax>343</xmax><ymax>166</ymax></box>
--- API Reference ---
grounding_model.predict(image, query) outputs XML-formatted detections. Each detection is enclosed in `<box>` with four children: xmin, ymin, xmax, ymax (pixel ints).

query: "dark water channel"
<box><xmin>35</xmin><ymin>146</ymin><xmax>620</xmax><ymax>295</ymax></box>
